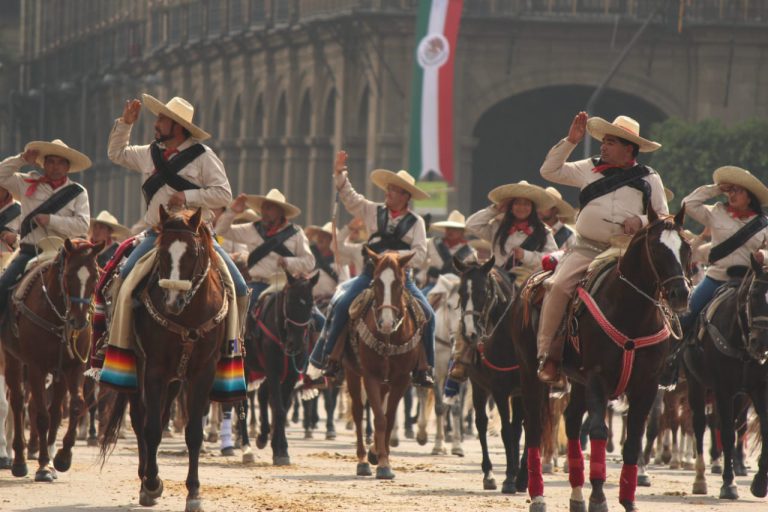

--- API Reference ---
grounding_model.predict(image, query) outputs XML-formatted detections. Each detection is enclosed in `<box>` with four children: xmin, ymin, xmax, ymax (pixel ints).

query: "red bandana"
<box><xmin>727</xmin><ymin>205</ymin><xmax>756</xmax><ymax>220</ymax></box>
<box><xmin>163</xmin><ymin>147</ymin><xmax>179</xmax><ymax>161</ymax></box>
<box><xmin>389</xmin><ymin>208</ymin><xmax>407</xmax><ymax>219</ymax></box>
<box><xmin>265</xmin><ymin>221</ymin><xmax>287</xmax><ymax>237</ymax></box>
<box><xmin>24</xmin><ymin>175</ymin><xmax>67</xmax><ymax>197</ymax></box>
<box><xmin>592</xmin><ymin>160</ymin><xmax>637</xmax><ymax>173</ymax></box>
<box><xmin>509</xmin><ymin>222</ymin><xmax>533</xmax><ymax>236</ymax></box>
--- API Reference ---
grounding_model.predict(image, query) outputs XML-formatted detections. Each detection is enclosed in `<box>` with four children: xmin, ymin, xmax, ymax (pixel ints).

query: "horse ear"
<box><xmin>398</xmin><ymin>251</ymin><xmax>415</xmax><ymax>269</ymax></box>
<box><xmin>310</xmin><ymin>271</ymin><xmax>320</xmax><ymax>286</ymax></box>
<box><xmin>648</xmin><ymin>204</ymin><xmax>659</xmax><ymax>223</ymax></box>
<box><xmin>64</xmin><ymin>238</ymin><xmax>74</xmax><ymax>253</ymax></box>
<box><xmin>674</xmin><ymin>204</ymin><xmax>686</xmax><ymax>226</ymax></box>
<box><xmin>481</xmin><ymin>255</ymin><xmax>495</xmax><ymax>273</ymax></box>
<box><xmin>453</xmin><ymin>255</ymin><xmax>468</xmax><ymax>274</ymax></box>
<box><xmin>189</xmin><ymin>208</ymin><xmax>203</xmax><ymax>229</ymax></box>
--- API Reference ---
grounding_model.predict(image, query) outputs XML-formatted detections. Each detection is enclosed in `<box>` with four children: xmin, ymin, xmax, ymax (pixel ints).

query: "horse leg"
<box><xmin>511</xmin><ymin>396</ymin><xmax>527</xmax><ymax>493</ymax></box>
<box><xmin>248</xmin><ymin>389</ymin><xmax>257</xmax><ymax>438</ymax></box>
<box><xmin>606</xmin><ymin>406</ymin><xmax>614</xmax><ymax>453</ymax></box>
<box><xmin>26</xmin><ymin>367</ymin><xmax>54</xmax><ymax>482</ymax></box>
<box><xmin>364</xmin><ymin>380</ymin><xmax>388</xmax><ymax>477</ymax></box>
<box><xmin>139</xmin><ymin>378</ymin><xmax>168</xmax><ymax>506</ymax></box>
<box><xmin>183</xmin><ymin>373</ymin><xmax>213</xmax><ymax>512</ymax></box>
<box><xmin>365</xmin><ymin>401</ymin><xmax>373</xmax><ymax>446</ymax></box>
<box><xmin>416</xmin><ymin>386</ymin><xmax>432</xmax><ymax>448</ymax></box>
<box><xmin>642</xmin><ymin>390</ymin><xmax>663</xmax><ymax>467</ymax></box>
<box><xmin>472</xmin><ymin>385</ymin><xmax>495</xmax><ymax>490</ymax></box>
<box><xmin>564</xmin><ymin>384</ymin><xmax>588</xmax><ymax>512</ymax></box>
<box><xmin>748</xmin><ymin>383</ymin><xmax>768</xmax><ymax>498</ymax></box>
<box><xmin>450</xmin><ymin>384</ymin><xmax>465</xmax><ymax>457</ymax></box>
<box><xmin>267</xmin><ymin>371</ymin><xmax>290</xmax><ymax>466</ymax></box>
<box><xmin>619</xmin><ymin>384</ymin><xmax>657</xmax><ymax>512</ymax></box>
<box><xmin>128</xmin><ymin>394</ymin><xmax>147</xmax><ymax>481</ymax></box>
<box><xmin>256</xmin><ymin>382</ymin><xmax>270</xmax><ymax>450</ymax></box>
<box><xmin>53</xmin><ymin>367</ymin><xmax>85</xmax><ymax>473</ymax></box>
<box><xmin>584</xmin><ymin>375</ymin><xmax>609</xmax><ymax>512</ymax></box>
<box><xmin>379</xmin><ymin>379</ymin><xmax>409</xmax><ymax>480</ymax></box>
<box><xmin>403</xmin><ymin>384</ymin><xmax>414</xmax><ymax>439</ymax></box>
<box><xmin>302</xmin><ymin>396</ymin><xmax>315</xmax><ymax>439</ymax></box>
<box><xmin>220</xmin><ymin>403</ymin><xmax>235</xmax><ymax>455</ymax></box>
<box><xmin>237</xmin><ymin>400</ymin><xmax>254</xmax><ymax>464</ymax></box>
<box><xmin>491</xmin><ymin>391</ymin><xmax>517</xmax><ymax>494</ymax></box>
<box><xmin>323</xmin><ymin>387</ymin><xmax>338</xmax><ymax>440</ymax></box>
<box><xmin>347</xmin><ymin>372</ymin><xmax>371</xmax><ymax>476</ymax></box>
<box><xmin>0</xmin><ymin>373</ymin><xmax>10</xmax><ymax>468</ymax></box>
<box><xmin>733</xmin><ymin>395</ymin><xmax>749</xmax><ymax>477</ymax></box>
<box><xmin>715</xmin><ymin>390</ymin><xmax>738</xmax><ymax>499</ymax></box>
<box><xmin>87</xmin><ymin>380</ymin><xmax>99</xmax><ymax>447</ymax></box>
<box><xmin>5</xmin><ymin>354</ymin><xmax>28</xmax><ymax>477</ymax></box>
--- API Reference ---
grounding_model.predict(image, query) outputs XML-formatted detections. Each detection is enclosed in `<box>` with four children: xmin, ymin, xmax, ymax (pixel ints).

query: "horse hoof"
<box><xmin>530</xmin><ymin>497</ymin><xmax>547</xmax><ymax>512</ymax></box>
<box><xmin>304</xmin><ymin>430</ymin><xmax>313</xmax><ymax>439</ymax></box>
<box><xmin>34</xmin><ymin>468</ymin><xmax>54</xmax><ymax>483</ymax></box>
<box><xmin>375</xmin><ymin>466</ymin><xmax>395</xmax><ymax>480</ymax></box>
<box><xmin>389</xmin><ymin>437</ymin><xmax>399</xmax><ymax>448</ymax></box>
<box><xmin>53</xmin><ymin>450</ymin><xmax>72</xmax><ymax>472</ymax></box>
<box><xmin>619</xmin><ymin>500</ymin><xmax>637</xmax><ymax>512</ymax></box>
<box><xmin>542</xmin><ymin>462</ymin><xmax>554</xmax><ymax>474</ymax></box>
<box><xmin>711</xmin><ymin>463</ymin><xmax>722</xmax><ymax>475</ymax></box>
<box><xmin>661</xmin><ymin>450</ymin><xmax>672</xmax><ymax>465</ymax></box>
<box><xmin>751</xmin><ymin>473</ymin><xmax>768</xmax><ymax>498</ymax></box>
<box><xmin>692</xmin><ymin>480</ymin><xmax>707</xmax><ymax>495</ymax></box>
<box><xmin>501</xmin><ymin>479</ymin><xmax>517</xmax><ymax>494</ymax></box>
<box><xmin>345</xmin><ymin>421</ymin><xmax>354</xmax><ymax>431</ymax></box>
<box><xmin>416</xmin><ymin>432</ymin><xmax>427</xmax><ymax>446</ymax></box>
<box><xmin>0</xmin><ymin>457</ymin><xmax>11</xmax><ymax>470</ymax></box>
<box><xmin>445</xmin><ymin>432</ymin><xmax>453</xmax><ymax>443</ymax></box>
<box><xmin>356</xmin><ymin>462</ymin><xmax>372</xmax><ymax>476</ymax></box>
<box><xmin>719</xmin><ymin>484</ymin><xmax>738</xmax><ymax>500</ymax></box>
<box><xmin>483</xmin><ymin>477</ymin><xmax>497</xmax><ymax>490</ymax></box>
<box><xmin>273</xmin><ymin>455</ymin><xmax>291</xmax><ymax>466</ymax></box>
<box><xmin>735</xmin><ymin>466</ymin><xmax>748</xmax><ymax>477</ymax></box>
<box><xmin>11</xmin><ymin>463</ymin><xmax>27</xmax><ymax>477</ymax></box>
<box><xmin>431</xmin><ymin>446</ymin><xmax>447</xmax><ymax>455</ymax></box>
<box><xmin>451</xmin><ymin>447</ymin><xmax>464</xmax><ymax>457</ymax></box>
<box><xmin>367</xmin><ymin>450</ymin><xmax>379</xmax><ymax>466</ymax></box>
<box><xmin>242</xmin><ymin>447</ymin><xmax>255</xmax><ymax>465</ymax></box>
<box><xmin>87</xmin><ymin>436</ymin><xmax>99</xmax><ymax>447</ymax></box>
<box><xmin>206</xmin><ymin>432</ymin><xmax>219</xmax><ymax>443</ymax></box>
<box><xmin>670</xmin><ymin>460</ymin><xmax>680</xmax><ymax>470</ymax></box>
<box><xmin>637</xmin><ymin>474</ymin><xmax>651</xmax><ymax>487</ymax></box>
<box><xmin>185</xmin><ymin>498</ymin><xmax>204</xmax><ymax>512</ymax></box>
<box><xmin>325</xmin><ymin>431</ymin><xmax>337</xmax><ymax>440</ymax></box>
<box><xmin>587</xmin><ymin>499</ymin><xmax>608</xmax><ymax>512</ymax></box>
<box><xmin>256</xmin><ymin>436</ymin><xmax>268</xmax><ymax>450</ymax></box>
<box><xmin>220</xmin><ymin>446</ymin><xmax>235</xmax><ymax>457</ymax></box>
<box><xmin>683</xmin><ymin>461</ymin><xmax>695</xmax><ymax>471</ymax></box>
<box><xmin>139</xmin><ymin>490</ymin><xmax>156</xmax><ymax>507</ymax></box>
<box><xmin>405</xmin><ymin>428</ymin><xmax>414</xmax><ymax>439</ymax></box>
<box><xmin>142</xmin><ymin>478</ymin><xmax>164</xmax><ymax>499</ymax></box>
<box><xmin>569</xmin><ymin>499</ymin><xmax>586</xmax><ymax>512</ymax></box>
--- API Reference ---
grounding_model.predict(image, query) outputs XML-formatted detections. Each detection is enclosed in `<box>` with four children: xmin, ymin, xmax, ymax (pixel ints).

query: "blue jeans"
<box><xmin>120</xmin><ymin>230</ymin><xmax>248</xmax><ymax>297</ymax></box>
<box><xmin>0</xmin><ymin>250</ymin><xmax>35</xmax><ymax>311</ymax></box>
<box><xmin>309</xmin><ymin>270</ymin><xmax>436</xmax><ymax>368</ymax></box>
<box><xmin>680</xmin><ymin>276</ymin><xmax>725</xmax><ymax>332</ymax></box>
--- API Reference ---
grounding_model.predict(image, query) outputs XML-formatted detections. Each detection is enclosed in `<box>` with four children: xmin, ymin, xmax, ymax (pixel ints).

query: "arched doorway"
<box><xmin>470</xmin><ymin>85</ymin><xmax>667</xmax><ymax>210</ymax></box>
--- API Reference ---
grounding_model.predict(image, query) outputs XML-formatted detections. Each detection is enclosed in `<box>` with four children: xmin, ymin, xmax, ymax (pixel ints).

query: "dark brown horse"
<box><xmin>100</xmin><ymin>208</ymin><xmax>230</xmax><ymax>512</ymax></box>
<box><xmin>1</xmin><ymin>238</ymin><xmax>103</xmax><ymax>482</ymax></box>
<box><xmin>513</xmin><ymin>208</ymin><xmax>691</xmax><ymax>512</ymax></box>
<box><xmin>453</xmin><ymin>256</ymin><xmax>528</xmax><ymax>493</ymax></box>
<box><xmin>684</xmin><ymin>256</ymin><xmax>768</xmax><ymax>501</ymax></box>
<box><xmin>341</xmin><ymin>249</ymin><xmax>421</xmax><ymax>479</ymax></box>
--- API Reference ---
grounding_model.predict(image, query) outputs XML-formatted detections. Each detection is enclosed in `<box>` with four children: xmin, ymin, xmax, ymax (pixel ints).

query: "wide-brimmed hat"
<box><xmin>543</xmin><ymin>186</ymin><xmax>576</xmax><ymax>222</ymax></box>
<box><xmin>234</xmin><ymin>208</ymin><xmax>260</xmax><ymax>224</ymax></box>
<box><xmin>586</xmin><ymin>115</ymin><xmax>661</xmax><ymax>153</ymax></box>
<box><xmin>24</xmin><ymin>139</ymin><xmax>92</xmax><ymax>173</ymax></box>
<box><xmin>306</xmin><ymin>222</ymin><xmax>333</xmax><ymax>239</ymax></box>
<box><xmin>664</xmin><ymin>187</ymin><xmax>674</xmax><ymax>202</ymax></box>
<box><xmin>141</xmin><ymin>94</ymin><xmax>211</xmax><ymax>141</ymax></box>
<box><xmin>468</xmin><ymin>238</ymin><xmax>491</xmax><ymax>252</ymax></box>
<box><xmin>245</xmin><ymin>189</ymin><xmax>302</xmax><ymax>219</ymax></box>
<box><xmin>370</xmin><ymin>169</ymin><xmax>430</xmax><ymax>200</ymax></box>
<box><xmin>488</xmin><ymin>180</ymin><xmax>555</xmax><ymax>211</ymax></box>
<box><xmin>713</xmin><ymin>166</ymin><xmax>768</xmax><ymax>206</ymax></box>
<box><xmin>431</xmin><ymin>210</ymin><xmax>466</xmax><ymax>231</ymax></box>
<box><xmin>90</xmin><ymin>210</ymin><xmax>130</xmax><ymax>238</ymax></box>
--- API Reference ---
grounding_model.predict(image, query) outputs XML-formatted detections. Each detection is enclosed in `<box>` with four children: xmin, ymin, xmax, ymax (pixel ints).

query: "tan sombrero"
<box><xmin>468</xmin><ymin>238</ymin><xmax>491</xmax><ymax>252</ymax></box>
<box><xmin>543</xmin><ymin>186</ymin><xmax>576</xmax><ymax>222</ymax></box>
<box><xmin>141</xmin><ymin>94</ymin><xmax>211</xmax><ymax>141</ymax></box>
<box><xmin>24</xmin><ymin>139</ymin><xmax>91</xmax><ymax>173</ymax></box>
<box><xmin>586</xmin><ymin>115</ymin><xmax>661</xmax><ymax>153</ymax></box>
<box><xmin>306</xmin><ymin>222</ymin><xmax>333</xmax><ymax>239</ymax></box>
<box><xmin>488</xmin><ymin>180</ymin><xmax>555</xmax><ymax>211</ymax></box>
<box><xmin>245</xmin><ymin>189</ymin><xmax>302</xmax><ymax>219</ymax></box>
<box><xmin>234</xmin><ymin>208</ymin><xmax>260</xmax><ymax>224</ymax></box>
<box><xmin>90</xmin><ymin>210</ymin><xmax>130</xmax><ymax>238</ymax></box>
<box><xmin>664</xmin><ymin>187</ymin><xmax>675</xmax><ymax>202</ymax></box>
<box><xmin>370</xmin><ymin>169</ymin><xmax>430</xmax><ymax>200</ymax></box>
<box><xmin>713</xmin><ymin>166</ymin><xmax>768</xmax><ymax>206</ymax></box>
<box><xmin>431</xmin><ymin>210</ymin><xmax>466</xmax><ymax>231</ymax></box>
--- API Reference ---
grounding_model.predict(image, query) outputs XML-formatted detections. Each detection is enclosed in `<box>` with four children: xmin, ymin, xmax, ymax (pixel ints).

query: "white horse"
<box><xmin>417</xmin><ymin>274</ymin><xmax>467</xmax><ymax>456</ymax></box>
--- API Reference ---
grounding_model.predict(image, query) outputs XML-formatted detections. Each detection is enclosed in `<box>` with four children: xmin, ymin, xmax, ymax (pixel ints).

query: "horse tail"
<box><xmin>748</xmin><ymin>412</ymin><xmax>762</xmax><ymax>455</ymax></box>
<box><xmin>98</xmin><ymin>390</ymin><xmax>129</xmax><ymax>466</ymax></box>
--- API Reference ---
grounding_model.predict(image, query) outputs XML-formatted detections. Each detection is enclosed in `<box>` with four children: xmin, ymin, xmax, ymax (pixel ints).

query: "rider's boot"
<box><xmin>236</xmin><ymin>294</ymin><xmax>251</xmax><ymax>339</ymax></box>
<box><xmin>448</xmin><ymin>333</ymin><xmax>472</xmax><ymax>382</ymax></box>
<box><xmin>537</xmin><ymin>331</ymin><xmax>565</xmax><ymax>385</ymax></box>
<box><xmin>412</xmin><ymin>367</ymin><xmax>434</xmax><ymax>388</ymax></box>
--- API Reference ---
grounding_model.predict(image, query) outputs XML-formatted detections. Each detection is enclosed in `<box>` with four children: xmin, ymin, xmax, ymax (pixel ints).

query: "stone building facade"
<box><xmin>5</xmin><ymin>0</ymin><xmax>768</xmax><ymax>226</ymax></box>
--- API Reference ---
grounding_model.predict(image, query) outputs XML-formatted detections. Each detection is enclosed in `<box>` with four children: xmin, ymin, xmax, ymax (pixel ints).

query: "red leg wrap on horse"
<box><xmin>589</xmin><ymin>439</ymin><xmax>607</xmax><ymax>481</ymax></box>
<box><xmin>568</xmin><ymin>439</ymin><xmax>585</xmax><ymax>488</ymax></box>
<box><xmin>715</xmin><ymin>429</ymin><xmax>723</xmax><ymax>452</ymax></box>
<box><xmin>528</xmin><ymin>447</ymin><xmax>544</xmax><ymax>498</ymax></box>
<box><xmin>619</xmin><ymin>464</ymin><xmax>638</xmax><ymax>503</ymax></box>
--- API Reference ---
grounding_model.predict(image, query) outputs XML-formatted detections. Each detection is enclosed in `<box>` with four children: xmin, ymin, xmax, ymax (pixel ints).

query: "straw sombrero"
<box><xmin>713</xmin><ymin>166</ymin><xmax>768</xmax><ymax>206</ymax></box>
<box><xmin>90</xmin><ymin>210</ymin><xmax>130</xmax><ymax>238</ymax></box>
<box><xmin>586</xmin><ymin>115</ymin><xmax>661</xmax><ymax>153</ymax></box>
<box><xmin>234</xmin><ymin>208</ymin><xmax>260</xmax><ymax>224</ymax></box>
<box><xmin>488</xmin><ymin>180</ymin><xmax>555</xmax><ymax>211</ymax></box>
<box><xmin>370</xmin><ymin>169</ymin><xmax>430</xmax><ymax>200</ymax></box>
<box><xmin>664</xmin><ymin>187</ymin><xmax>674</xmax><ymax>202</ymax></box>
<box><xmin>245</xmin><ymin>189</ymin><xmax>301</xmax><ymax>219</ymax></box>
<box><xmin>431</xmin><ymin>210</ymin><xmax>466</xmax><ymax>231</ymax></box>
<box><xmin>543</xmin><ymin>186</ymin><xmax>576</xmax><ymax>222</ymax></box>
<box><xmin>141</xmin><ymin>94</ymin><xmax>211</xmax><ymax>141</ymax></box>
<box><xmin>306</xmin><ymin>222</ymin><xmax>333</xmax><ymax>239</ymax></box>
<box><xmin>24</xmin><ymin>139</ymin><xmax>91</xmax><ymax>173</ymax></box>
<box><xmin>468</xmin><ymin>238</ymin><xmax>491</xmax><ymax>252</ymax></box>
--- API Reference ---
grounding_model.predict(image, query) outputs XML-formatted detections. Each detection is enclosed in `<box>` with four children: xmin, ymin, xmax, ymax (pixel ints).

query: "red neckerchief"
<box><xmin>389</xmin><ymin>208</ymin><xmax>407</xmax><ymax>219</ymax></box>
<box><xmin>163</xmin><ymin>147</ymin><xmax>179</xmax><ymax>160</ymax></box>
<box><xmin>727</xmin><ymin>205</ymin><xmax>757</xmax><ymax>220</ymax></box>
<box><xmin>592</xmin><ymin>159</ymin><xmax>637</xmax><ymax>173</ymax></box>
<box><xmin>443</xmin><ymin>238</ymin><xmax>467</xmax><ymax>249</ymax></box>
<box><xmin>264</xmin><ymin>220</ymin><xmax>287</xmax><ymax>237</ymax></box>
<box><xmin>320</xmin><ymin>248</ymin><xmax>334</xmax><ymax>258</ymax></box>
<box><xmin>509</xmin><ymin>222</ymin><xmax>533</xmax><ymax>236</ymax></box>
<box><xmin>24</xmin><ymin>175</ymin><xmax>68</xmax><ymax>197</ymax></box>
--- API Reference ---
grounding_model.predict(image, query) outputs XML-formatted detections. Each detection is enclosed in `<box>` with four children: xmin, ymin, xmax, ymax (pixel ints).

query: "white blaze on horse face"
<box><xmin>660</xmin><ymin>229</ymin><xmax>683</xmax><ymax>268</ymax></box>
<box><xmin>76</xmin><ymin>266</ymin><xmax>90</xmax><ymax>304</ymax></box>
<box><xmin>379</xmin><ymin>267</ymin><xmax>396</xmax><ymax>332</ymax></box>
<box><xmin>167</xmin><ymin>240</ymin><xmax>189</xmax><ymax>306</ymax></box>
<box><xmin>464</xmin><ymin>280</ymin><xmax>476</xmax><ymax>337</ymax></box>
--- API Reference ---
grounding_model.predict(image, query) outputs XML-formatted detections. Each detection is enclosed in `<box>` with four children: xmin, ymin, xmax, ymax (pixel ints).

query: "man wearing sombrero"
<box><xmin>89</xmin><ymin>210</ymin><xmax>130</xmax><ymax>268</ymax></box>
<box><xmin>539</xmin><ymin>186</ymin><xmax>576</xmax><ymax>249</ymax></box>
<box><xmin>306</xmin><ymin>221</ymin><xmax>351</xmax><ymax>306</ymax></box>
<box><xmin>536</xmin><ymin>112</ymin><xmax>669</xmax><ymax>383</ymax></box>
<box><xmin>307</xmin><ymin>151</ymin><xmax>436</xmax><ymax>387</ymax></box>
<box><xmin>679</xmin><ymin>166</ymin><xmax>768</xmax><ymax>332</ymax></box>
<box><xmin>107</xmin><ymin>94</ymin><xmax>250</xmax><ymax>319</ymax></box>
<box><xmin>0</xmin><ymin>139</ymin><xmax>91</xmax><ymax>312</ymax></box>
<box><xmin>423</xmin><ymin>210</ymin><xmax>476</xmax><ymax>294</ymax></box>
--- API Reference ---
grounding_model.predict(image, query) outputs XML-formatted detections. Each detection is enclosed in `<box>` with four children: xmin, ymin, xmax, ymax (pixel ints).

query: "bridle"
<box><xmin>460</xmin><ymin>269</ymin><xmax>513</xmax><ymax>344</ymax></box>
<box><xmin>371</xmin><ymin>264</ymin><xmax>406</xmax><ymax>333</ymax></box>
<box><xmin>736</xmin><ymin>269</ymin><xmax>768</xmax><ymax>363</ymax></box>
<box><xmin>155</xmin><ymin>227</ymin><xmax>211</xmax><ymax>312</ymax></box>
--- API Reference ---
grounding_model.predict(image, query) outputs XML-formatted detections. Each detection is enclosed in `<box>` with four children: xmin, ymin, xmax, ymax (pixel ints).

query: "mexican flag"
<box><xmin>408</xmin><ymin>0</ymin><xmax>464</xmax><ymax>185</ymax></box>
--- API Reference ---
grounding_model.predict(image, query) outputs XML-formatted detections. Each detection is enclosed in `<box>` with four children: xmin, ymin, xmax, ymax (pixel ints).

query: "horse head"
<box><xmin>58</xmin><ymin>238</ymin><xmax>104</xmax><ymax>331</ymax></box>
<box><xmin>454</xmin><ymin>255</ymin><xmax>498</xmax><ymax>344</ymax></box>
<box><xmin>155</xmin><ymin>206</ymin><xmax>213</xmax><ymax>316</ymax></box>
<box><xmin>622</xmin><ymin>206</ymin><xmax>692</xmax><ymax>313</ymax></box>
<box><xmin>365</xmin><ymin>246</ymin><xmax>413</xmax><ymax>335</ymax></box>
<box><xmin>740</xmin><ymin>255</ymin><xmax>768</xmax><ymax>363</ymax></box>
<box><xmin>282</xmin><ymin>271</ymin><xmax>319</xmax><ymax>356</ymax></box>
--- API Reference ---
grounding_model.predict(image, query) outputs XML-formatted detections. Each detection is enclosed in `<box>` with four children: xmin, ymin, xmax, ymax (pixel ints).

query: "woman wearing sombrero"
<box><xmin>679</xmin><ymin>166</ymin><xmax>768</xmax><ymax>331</ymax></box>
<box><xmin>89</xmin><ymin>210</ymin><xmax>131</xmax><ymax>268</ymax></box>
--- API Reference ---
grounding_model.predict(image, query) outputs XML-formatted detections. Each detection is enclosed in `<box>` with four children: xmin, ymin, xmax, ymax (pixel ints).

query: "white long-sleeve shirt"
<box><xmin>682</xmin><ymin>184</ymin><xmax>768</xmax><ymax>282</ymax></box>
<box><xmin>334</xmin><ymin>171</ymin><xmax>427</xmax><ymax>269</ymax></box>
<box><xmin>0</xmin><ymin>155</ymin><xmax>90</xmax><ymax>245</ymax></box>
<box><xmin>216</xmin><ymin>209</ymin><xmax>315</xmax><ymax>282</ymax></box>
<box><xmin>311</xmin><ymin>246</ymin><xmax>350</xmax><ymax>299</ymax></box>
<box><xmin>540</xmin><ymin>138</ymin><xmax>668</xmax><ymax>244</ymax></box>
<box><xmin>107</xmin><ymin>119</ymin><xmax>231</xmax><ymax>227</ymax></box>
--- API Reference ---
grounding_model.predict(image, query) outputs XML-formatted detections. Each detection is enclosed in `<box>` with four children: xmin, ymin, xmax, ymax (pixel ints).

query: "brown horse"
<box><xmin>0</xmin><ymin>238</ymin><xmax>103</xmax><ymax>482</ymax></box>
<box><xmin>512</xmin><ymin>208</ymin><xmax>691</xmax><ymax>512</ymax></box>
<box><xmin>100</xmin><ymin>207</ymin><xmax>230</xmax><ymax>512</ymax></box>
<box><xmin>341</xmin><ymin>248</ymin><xmax>422</xmax><ymax>479</ymax></box>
